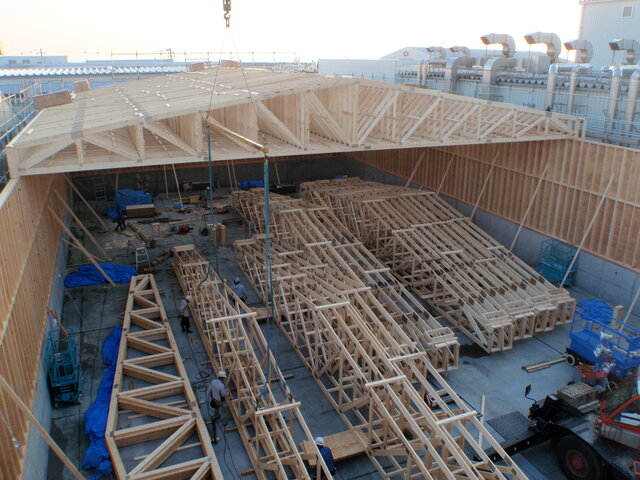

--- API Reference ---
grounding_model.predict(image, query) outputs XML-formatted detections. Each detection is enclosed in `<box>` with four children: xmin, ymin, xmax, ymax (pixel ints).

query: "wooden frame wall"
<box><xmin>0</xmin><ymin>174</ymin><xmax>66</xmax><ymax>479</ymax></box>
<box><xmin>351</xmin><ymin>139</ymin><xmax>640</xmax><ymax>272</ymax></box>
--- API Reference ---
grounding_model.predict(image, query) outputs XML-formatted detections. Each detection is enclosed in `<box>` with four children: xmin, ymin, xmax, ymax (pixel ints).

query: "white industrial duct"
<box><xmin>426</xmin><ymin>46</ymin><xmax>447</xmax><ymax>59</ymax></box>
<box><xmin>525</xmin><ymin>32</ymin><xmax>562</xmax><ymax>63</ymax></box>
<box><xmin>625</xmin><ymin>69</ymin><xmax>640</xmax><ymax>130</ymax></box>
<box><xmin>480</xmin><ymin>33</ymin><xmax>516</xmax><ymax>58</ymax></box>
<box><xmin>450</xmin><ymin>46</ymin><xmax>471</xmax><ymax>57</ymax></box>
<box><xmin>563</xmin><ymin>39</ymin><xmax>593</xmax><ymax>64</ymax></box>
<box><xmin>608</xmin><ymin>65</ymin><xmax>640</xmax><ymax>130</ymax></box>
<box><xmin>482</xmin><ymin>57</ymin><xmax>517</xmax><ymax>86</ymax></box>
<box><xmin>545</xmin><ymin>63</ymin><xmax>592</xmax><ymax>110</ymax></box>
<box><xmin>444</xmin><ymin>56</ymin><xmax>475</xmax><ymax>92</ymax></box>
<box><xmin>608</xmin><ymin>39</ymin><xmax>640</xmax><ymax>65</ymax></box>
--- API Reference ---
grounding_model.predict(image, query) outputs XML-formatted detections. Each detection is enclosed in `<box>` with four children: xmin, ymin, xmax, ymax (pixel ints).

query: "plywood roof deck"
<box><xmin>7</xmin><ymin>67</ymin><xmax>584</xmax><ymax>176</ymax></box>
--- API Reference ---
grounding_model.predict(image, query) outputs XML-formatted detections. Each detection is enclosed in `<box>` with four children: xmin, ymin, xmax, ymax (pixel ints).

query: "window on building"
<box><xmin>622</xmin><ymin>5</ymin><xmax>633</xmax><ymax>18</ymax></box>
<box><xmin>8</xmin><ymin>60</ymin><xmax>16</xmax><ymax>65</ymax></box>
<box><xmin>22</xmin><ymin>60</ymin><xmax>30</xmax><ymax>65</ymax></box>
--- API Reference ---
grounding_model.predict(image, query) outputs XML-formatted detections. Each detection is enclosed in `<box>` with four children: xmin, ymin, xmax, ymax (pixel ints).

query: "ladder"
<box><xmin>94</xmin><ymin>177</ymin><xmax>107</xmax><ymax>201</ymax></box>
<box><xmin>128</xmin><ymin>238</ymin><xmax>151</xmax><ymax>270</ymax></box>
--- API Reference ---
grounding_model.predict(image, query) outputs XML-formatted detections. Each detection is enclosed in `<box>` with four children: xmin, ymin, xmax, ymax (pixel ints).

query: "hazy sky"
<box><xmin>3</xmin><ymin>0</ymin><xmax>583</xmax><ymax>62</ymax></box>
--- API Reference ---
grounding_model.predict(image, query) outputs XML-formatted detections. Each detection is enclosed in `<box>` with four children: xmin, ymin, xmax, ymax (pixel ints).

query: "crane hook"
<box><xmin>223</xmin><ymin>0</ymin><xmax>231</xmax><ymax>27</ymax></box>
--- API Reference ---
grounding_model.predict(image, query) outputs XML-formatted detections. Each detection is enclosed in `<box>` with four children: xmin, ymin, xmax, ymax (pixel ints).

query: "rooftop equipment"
<box><xmin>564</xmin><ymin>39</ymin><xmax>594</xmax><ymax>64</ymax></box>
<box><xmin>479</xmin><ymin>34</ymin><xmax>517</xmax><ymax>86</ymax></box>
<box><xmin>525</xmin><ymin>31</ymin><xmax>562</xmax><ymax>63</ymax></box>
<box><xmin>608</xmin><ymin>39</ymin><xmax>640</xmax><ymax>65</ymax></box>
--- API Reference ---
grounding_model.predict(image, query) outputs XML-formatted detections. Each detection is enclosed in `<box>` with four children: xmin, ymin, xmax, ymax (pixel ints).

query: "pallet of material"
<box><xmin>125</xmin><ymin>203</ymin><xmax>156</xmax><ymax>218</ymax></box>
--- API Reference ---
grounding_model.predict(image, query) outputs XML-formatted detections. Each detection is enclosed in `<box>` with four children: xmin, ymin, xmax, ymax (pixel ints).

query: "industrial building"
<box><xmin>0</xmin><ymin>2</ymin><xmax>639</xmax><ymax>480</ymax></box>
<box><xmin>319</xmin><ymin>0</ymin><xmax>640</xmax><ymax>148</ymax></box>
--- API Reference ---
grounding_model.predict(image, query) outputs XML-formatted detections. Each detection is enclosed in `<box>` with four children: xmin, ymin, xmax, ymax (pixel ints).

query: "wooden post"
<box><xmin>436</xmin><ymin>157</ymin><xmax>455</xmax><ymax>195</ymax></box>
<box><xmin>622</xmin><ymin>285</ymin><xmax>640</xmax><ymax>326</ymax></box>
<box><xmin>114</xmin><ymin>172</ymin><xmax>119</xmax><ymax>193</ymax></box>
<box><xmin>509</xmin><ymin>161</ymin><xmax>551</xmax><ymax>251</ymax></box>
<box><xmin>53</xmin><ymin>191</ymin><xmax>111</xmax><ymax>261</ymax></box>
<box><xmin>404</xmin><ymin>152</ymin><xmax>425</xmax><ymax>188</ymax></box>
<box><xmin>48</xmin><ymin>207</ymin><xmax>117</xmax><ymax>287</ymax></box>
<box><xmin>560</xmin><ymin>175</ymin><xmax>615</xmax><ymax>287</ymax></box>
<box><xmin>0</xmin><ymin>374</ymin><xmax>86</xmax><ymax>480</ymax></box>
<box><xmin>171</xmin><ymin>164</ymin><xmax>183</xmax><ymax>206</ymax></box>
<box><xmin>63</xmin><ymin>175</ymin><xmax>109</xmax><ymax>231</ymax></box>
<box><xmin>470</xmin><ymin>152</ymin><xmax>499</xmax><ymax>220</ymax></box>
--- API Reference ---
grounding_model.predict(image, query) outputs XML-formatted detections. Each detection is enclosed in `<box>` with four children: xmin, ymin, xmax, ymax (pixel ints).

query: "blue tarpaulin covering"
<box><xmin>105</xmin><ymin>206</ymin><xmax>119</xmax><ymax>220</ymax></box>
<box><xmin>82</xmin><ymin>326</ymin><xmax>122</xmax><ymax>479</ymax></box>
<box><xmin>238</xmin><ymin>180</ymin><xmax>264</xmax><ymax>190</ymax></box>
<box><xmin>115</xmin><ymin>189</ymin><xmax>152</xmax><ymax>207</ymax></box>
<box><xmin>64</xmin><ymin>263</ymin><xmax>138</xmax><ymax>287</ymax></box>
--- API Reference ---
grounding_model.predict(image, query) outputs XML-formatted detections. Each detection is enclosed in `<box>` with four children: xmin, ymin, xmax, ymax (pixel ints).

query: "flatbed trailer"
<box><xmin>487</xmin><ymin>381</ymin><xmax>640</xmax><ymax>480</ymax></box>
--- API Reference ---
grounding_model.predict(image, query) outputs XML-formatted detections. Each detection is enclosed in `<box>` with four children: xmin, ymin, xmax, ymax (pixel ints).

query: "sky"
<box><xmin>3</xmin><ymin>0</ymin><xmax>583</xmax><ymax>62</ymax></box>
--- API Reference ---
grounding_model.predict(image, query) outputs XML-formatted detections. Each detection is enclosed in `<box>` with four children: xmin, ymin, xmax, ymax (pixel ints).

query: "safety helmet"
<box><xmin>218</xmin><ymin>370</ymin><xmax>227</xmax><ymax>378</ymax></box>
<box><xmin>185</xmin><ymin>295</ymin><xmax>192</xmax><ymax>302</ymax></box>
<box><xmin>314</xmin><ymin>436</ymin><xmax>324</xmax><ymax>446</ymax></box>
<box><xmin>234</xmin><ymin>277</ymin><xmax>241</xmax><ymax>284</ymax></box>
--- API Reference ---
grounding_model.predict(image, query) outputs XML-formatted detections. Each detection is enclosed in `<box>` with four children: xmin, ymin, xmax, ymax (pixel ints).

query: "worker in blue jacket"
<box><xmin>314</xmin><ymin>436</ymin><xmax>336</xmax><ymax>478</ymax></box>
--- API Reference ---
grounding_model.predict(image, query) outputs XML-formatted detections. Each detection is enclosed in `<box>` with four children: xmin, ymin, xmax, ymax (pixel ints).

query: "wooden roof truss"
<box><xmin>105</xmin><ymin>274</ymin><xmax>224</xmax><ymax>480</ymax></box>
<box><xmin>7</xmin><ymin>68</ymin><xmax>584</xmax><ymax>176</ymax></box>
<box><xmin>234</xmin><ymin>235</ymin><xmax>526</xmax><ymax>479</ymax></box>
<box><xmin>301</xmin><ymin>178</ymin><xmax>575</xmax><ymax>353</ymax></box>
<box><xmin>171</xmin><ymin>244</ymin><xmax>333</xmax><ymax>480</ymax></box>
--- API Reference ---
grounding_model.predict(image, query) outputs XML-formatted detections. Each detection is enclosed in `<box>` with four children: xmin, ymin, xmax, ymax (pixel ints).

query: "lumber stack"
<box><xmin>301</xmin><ymin>178</ymin><xmax>575</xmax><ymax>353</ymax></box>
<box><xmin>234</xmin><ymin>234</ymin><xmax>527</xmax><ymax>479</ymax></box>
<box><xmin>105</xmin><ymin>274</ymin><xmax>223</xmax><ymax>479</ymax></box>
<box><xmin>172</xmin><ymin>245</ymin><xmax>332</xmax><ymax>480</ymax></box>
<box><xmin>233</xmin><ymin>189</ymin><xmax>459</xmax><ymax>371</ymax></box>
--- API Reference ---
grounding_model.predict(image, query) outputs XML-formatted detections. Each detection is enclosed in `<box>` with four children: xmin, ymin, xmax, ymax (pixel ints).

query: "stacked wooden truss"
<box><xmin>233</xmin><ymin>189</ymin><xmax>459</xmax><ymax>371</ymax></box>
<box><xmin>172</xmin><ymin>244</ymin><xmax>333</xmax><ymax>479</ymax></box>
<box><xmin>105</xmin><ymin>274</ymin><xmax>223</xmax><ymax>479</ymax></box>
<box><xmin>301</xmin><ymin>178</ymin><xmax>575</xmax><ymax>353</ymax></box>
<box><xmin>233</xmin><ymin>192</ymin><xmax>526</xmax><ymax>479</ymax></box>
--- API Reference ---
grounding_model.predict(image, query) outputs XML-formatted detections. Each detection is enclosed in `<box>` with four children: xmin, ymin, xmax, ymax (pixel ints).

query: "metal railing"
<box><xmin>0</xmin><ymin>82</ymin><xmax>42</xmax><ymax>190</ymax></box>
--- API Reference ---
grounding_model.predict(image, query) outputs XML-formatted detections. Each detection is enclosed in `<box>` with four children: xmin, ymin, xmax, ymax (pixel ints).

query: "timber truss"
<box><xmin>232</xmin><ymin>189</ymin><xmax>459</xmax><ymax>371</ymax></box>
<box><xmin>172</xmin><ymin>245</ymin><xmax>333</xmax><ymax>480</ymax></box>
<box><xmin>301</xmin><ymin>178</ymin><xmax>575</xmax><ymax>353</ymax></box>
<box><xmin>105</xmin><ymin>274</ymin><xmax>223</xmax><ymax>480</ymax></box>
<box><xmin>7</xmin><ymin>67</ymin><xmax>584</xmax><ymax>176</ymax></box>
<box><xmin>232</xmin><ymin>211</ymin><xmax>526</xmax><ymax>479</ymax></box>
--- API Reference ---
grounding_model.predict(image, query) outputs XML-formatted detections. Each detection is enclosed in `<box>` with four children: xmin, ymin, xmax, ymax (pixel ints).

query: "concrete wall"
<box><xmin>22</xmin><ymin>225</ymin><xmax>69</xmax><ymax>480</ymax></box>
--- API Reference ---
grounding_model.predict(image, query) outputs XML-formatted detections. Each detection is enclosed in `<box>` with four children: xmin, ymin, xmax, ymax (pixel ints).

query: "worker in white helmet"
<box><xmin>206</xmin><ymin>370</ymin><xmax>230</xmax><ymax>443</ymax></box>
<box><xmin>230</xmin><ymin>277</ymin><xmax>247</xmax><ymax>302</ymax></box>
<box><xmin>314</xmin><ymin>436</ymin><xmax>336</xmax><ymax>478</ymax></box>
<box><xmin>177</xmin><ymin>295</ymin><xmax>193</xmax><ymax>333</ymax></box>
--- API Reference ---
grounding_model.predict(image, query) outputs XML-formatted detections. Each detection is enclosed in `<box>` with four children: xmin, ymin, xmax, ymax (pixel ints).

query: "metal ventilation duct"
<box><xmin>480</xmin><ymin>33</ymin><xmax>516</xmax><ymax>58</ymax></box>
<box><xmin>608</xmin><ymin>39</ymin><xmax>640</xmax><ymax>65</ymax></box>
<box><xmin>449</xmin><ymin>46</ymin><xmax>471</xmax><ymax>57</ymax></box>
<box><xmin>524</xmin><ymin>32</ymin><xmax>562</xmax><ymax>63</ymax></box>
<box><xmin>563</xmin><ymin>39</ymin><xmax>593</xmax><ymax>64</ymax></box>
<box><xmin>426</xmin><ymin>46</ymin><xmax>447</xmax><ymax>59</ymax></box>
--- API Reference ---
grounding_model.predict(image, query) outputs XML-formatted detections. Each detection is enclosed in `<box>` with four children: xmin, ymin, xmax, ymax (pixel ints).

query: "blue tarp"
<box><xmin>64</xmin><ymin>263</ymin><xmax>139</xmax><ymax>287</ymax></box>
<box><xmin>82</xmin><ymin>326</ymin><xmax>122</xmax><ymax>479</ymax></box>
<box><xmin>238</xmin><ymin>180</ymin><xmax>264</xmax><ymax>190</ymax></box>
<box><xmin>105</xmin><ymin>206</ymin><xmax>119</xmax><ymax>220</ymax></box>
<box><xmin>115</xmin><ymin>189</ymin><xmax>152</xmax><ymax>208</ymax></box>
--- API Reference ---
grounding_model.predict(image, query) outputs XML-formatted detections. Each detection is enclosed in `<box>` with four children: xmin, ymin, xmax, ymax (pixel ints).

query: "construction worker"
<box><xmin>206</xmin><ymin>370</ymin><xmax>230</xmax><ymax>443</ymax></box>
<box><xmin>230</xmin><ymin>277</ymin><xmax>247</xmax><ymax>302</ymax></box>
<box><xmin>114</xmin><ymin>212</ymin><xmax>127</xmax><ymax>231</ymax></box>
<box><xmin>177</xmin><ymin>295</ymin><xmax>193</xmax><ymax>333</ymax></box>
<box><xmin>314</xmin><ymin>437</ymin><xmax>336</xmax><ymax>478</ymax></box>
<box><xmin>200</xmin><ymin>186</ymin><xmax>211</xmax><ymax>208</ymax></box>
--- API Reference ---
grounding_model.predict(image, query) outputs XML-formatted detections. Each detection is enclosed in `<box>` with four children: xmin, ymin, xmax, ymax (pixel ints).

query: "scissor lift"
<box><xmin>45</xmin><ymin>328</ymin><xmax>82</xmax><ymax>407</ymax></box>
